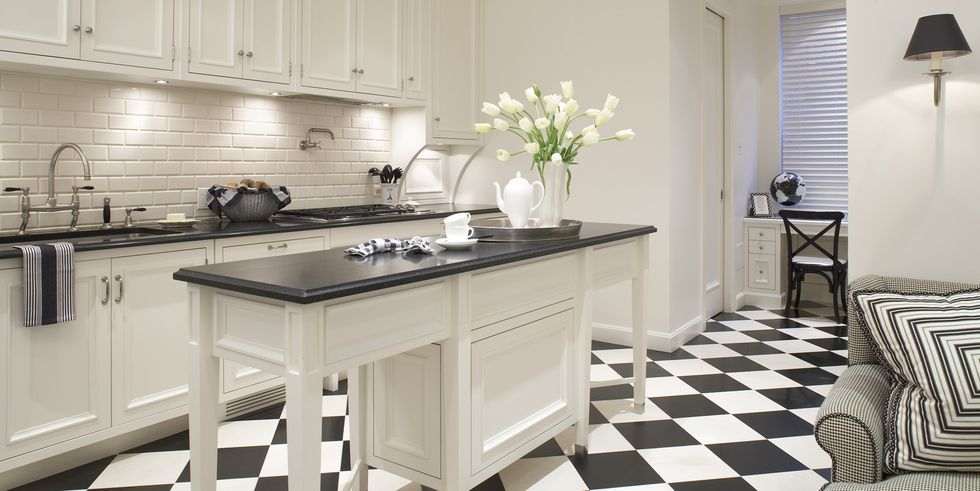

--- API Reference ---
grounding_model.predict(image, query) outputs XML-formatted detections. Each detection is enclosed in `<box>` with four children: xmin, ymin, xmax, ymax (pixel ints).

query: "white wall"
<box><xmin>848</xmin><ymin>0</ymin><xmax>980</xmax><ymax>282</ymax></box>
<box><xmin>471</xmin><ymin>0</ymin><xmax>776</xmax><ymax>349</ymax></box>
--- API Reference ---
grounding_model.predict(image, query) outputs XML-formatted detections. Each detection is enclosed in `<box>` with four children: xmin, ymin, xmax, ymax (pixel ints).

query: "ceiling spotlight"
<box><xmin>154</xmin><ymin>79</ymin><xmax>169</xmax><ymax>85</ymax></box>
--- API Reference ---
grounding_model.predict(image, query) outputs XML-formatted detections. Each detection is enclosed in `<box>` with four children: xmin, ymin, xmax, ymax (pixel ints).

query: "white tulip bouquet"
<box><xmin>475</xmin><ymin>80</ymin><xmax>635</xmax><ymax>195</ymax></box>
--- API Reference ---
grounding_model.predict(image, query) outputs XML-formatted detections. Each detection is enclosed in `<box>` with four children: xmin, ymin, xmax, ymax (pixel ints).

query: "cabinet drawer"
<box><xmin>221</xmin><ymin>236</ymin><xmax>325</xmax><ymax>262</ymax></box>
<box><xmin>469</xmin><ymin>254</ymin><xmax>576</xmax><ymax>328</ymax></box>
<box><xmin>748</xmin><ymin>240</ymin><xmax>776</xmax><ymax>255</ymax></box>
<box><xmin>747</xmin><ymin>254</ymin><xmax>776</xmax><ymax>292</ymax></box>
<box><xmin>747</xmin><ymin>227</ymin><xmax>777</xmax><ymax>242</ymax></box>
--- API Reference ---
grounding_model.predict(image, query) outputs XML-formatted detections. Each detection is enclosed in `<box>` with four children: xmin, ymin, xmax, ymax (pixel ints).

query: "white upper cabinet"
<box><xmin>431</xmin><ymin>0</ymin><xmax>481</xmax><ymax>140</ymax></box>
<box><xmin>0</xmin><ymin>259</ymin><xmax>111</xmax><ymax>461</ymax></box>
<box><xmin>355</xmin><ymin>0</ymin><xmax>401</xmax><ymax>97</ymax></box>
<box><xmin>0</xmin><ymin>0</ymin><xmax>80</xmax><ymax>58</ymax></box>
<box><xmin>189</xmin><ymin>0</ymin><xmax>290</xmax><ymax>83</ymax></box>
<box><xmin>188</xmin><ymin>0</ymin><xmax>242</xmax><ymax>78</ymax></box>
<box><xmin>81</xmin><ymin>0</ymin><xmax>174</xmax><ymax>70</ymax></box>
<box><xmin>402</xmin><ymin>0</ymin><xmax>429</xmax><ymax>101</ymax></box>
<box><xmin>242</xmin><ymin>0</ymin><xmax>290</xmax><ymax>83</ymax></box>
<box><xmin>301</xmin><ymin>0</ymin><xmax>357</xmax><ymax>91</ymax></box>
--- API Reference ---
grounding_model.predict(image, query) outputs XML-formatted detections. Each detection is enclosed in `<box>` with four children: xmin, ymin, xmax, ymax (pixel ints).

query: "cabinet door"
<box><xmin>355</xmin><ymin>0</ymin><xmax>401</xmax><ymax>97</ymax></box>
<box><xmin>242</xmin><ymin>0</ymin><xmax>290</xmax><ymax>83</ymax></box>
<box><xmin>188</xmin><ymin>0</ymin><xmax>243</xmax><ymax>78</ymax></box>
<box><xmin>110</xmin><ymin>248</ymin><xmax>207</xmax><ymax>424</ymax></box>
<box><xmin>470</xmin><ymin>307</ymin><xmax>575</xmax><ymax>473</ymax></box>
<box><xmin>0</xmin><ymin>0</ymin><xmax>80</xmax><ymax>58</ymax></box>
<box><xmin>301</xmin><ymin>0</ymin><xmax>356</xmax><ymax>91</ymax></box>
<box><xmin>0</xmin><ymin>260</ymin><xmax>111</xmax><ymax>461</ymax></box>
<box><xmin>80</xmin><ymin>0</ymin><xmax>174</xmax><ymax>70</ymax></box>
<box><xmin>401</xmin><ymin>0</ymin><xmax>429</xmax><ymax>100</ymax></box>
<box><xmin>430</xmin><ymin>0</ymin><xmax>479</xmax><ymax>140</ymax></box>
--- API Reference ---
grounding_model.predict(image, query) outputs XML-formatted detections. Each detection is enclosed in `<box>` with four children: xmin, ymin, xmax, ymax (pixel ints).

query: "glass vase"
<box><xmin>538</xmin><ymin>159</ymin><xmax>568</xmax><ymax>227</ymax></box>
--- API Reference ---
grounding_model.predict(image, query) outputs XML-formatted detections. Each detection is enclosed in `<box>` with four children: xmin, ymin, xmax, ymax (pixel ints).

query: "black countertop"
<box><xmin>0</xmin><ymin>203</ymin><xmax>498</xmax><ymax>260</ymax></box>
<box><xmin>173</xmin><ymin>222</ymin><xmax>657</xmax><ymax>304</ymax></box>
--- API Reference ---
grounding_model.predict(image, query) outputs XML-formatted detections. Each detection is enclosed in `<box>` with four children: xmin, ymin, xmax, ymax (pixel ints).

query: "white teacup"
<box><xmin>445</xmin><ymin>223</ymin><xmax>474</xmax><ymax>242</ymax></box>
<box><xmin>166</xmin><ymin>213</ymin><xmax>186</xmax><ymax>221</ymax></box>
<box><xmin>443</xmin><ymin>212</ymin><xmax>471</xmax><ymax>226</ymax></box>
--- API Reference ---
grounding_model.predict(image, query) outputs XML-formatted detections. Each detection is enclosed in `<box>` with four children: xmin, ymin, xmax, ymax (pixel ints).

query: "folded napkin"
<box><xmin>13</xmin><ymin>243</ymin><xmax>75</xmax><ymax>327</ymax></box>
<box><xmin>344</xmin><ymin>237</ymin><xmax>433</xmax><ymax>257</ymax></box>
<box><xmin>206</xmin><ymin>184</ymin><xmax>291</xmax><ymax>215</ymax></box>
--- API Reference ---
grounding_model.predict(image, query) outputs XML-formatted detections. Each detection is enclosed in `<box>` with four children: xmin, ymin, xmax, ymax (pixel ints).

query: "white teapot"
<box><xmin>493</xmin><ymin>172</ymin><xmax>544</xmax><ymax>228</ymax></box>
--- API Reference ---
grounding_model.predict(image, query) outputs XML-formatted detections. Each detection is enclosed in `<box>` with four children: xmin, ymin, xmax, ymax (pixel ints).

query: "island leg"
<box><xmin>574</xmin><ymin>248</ymin><xmax>594</xmax><ymax>456</ymax></box>
<box><xmin>285</xmin><ymin>304</ymin><xmax>323</xmax><ymax>491</ymax></box>
<box><xmin>347</xmin><ymin>365</ymin><xmax>369</xmax><ymax>491</ymax></box>
<box><xmin>632</xmin><ymin>239</ymin><xmax>650</xmax><ymax>410</ymax></box>
<box><xmin>444</xmin><ymin>274</ymin><xmax>473</xmax><ymax>491</ymax></box>
<box><xmin>189</xmin><ymin>286</ymin><xmax>218</xmax><ymax>491</ymax></box>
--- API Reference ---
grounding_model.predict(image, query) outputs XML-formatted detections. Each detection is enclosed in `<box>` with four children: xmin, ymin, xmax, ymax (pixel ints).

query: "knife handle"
<box><xmin>102</xmin><ymin>197</ymin><xmax>111</xmax><ymax>226</ymax></box>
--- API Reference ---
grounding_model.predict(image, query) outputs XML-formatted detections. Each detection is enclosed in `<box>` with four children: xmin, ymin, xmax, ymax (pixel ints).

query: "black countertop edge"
<box><xmin>0</xmin><ymin>204</ymin><xmax>499</xmax><ymax>260</ymax></box>
<box><xmin>173</xmin><ymin>224</ymin><xmax>657</xmax><ymax>304</ymax></box>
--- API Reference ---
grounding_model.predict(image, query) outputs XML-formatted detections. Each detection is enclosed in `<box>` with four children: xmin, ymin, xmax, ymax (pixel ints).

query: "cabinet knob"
<box><xmin>267</xmin><ymin>243</ymin><xmax>288</xmax><ymax>251</ymax></box>
<box><xmin>246</xmin><ymin>51</ymin><xmax>254</xmax><ymax>58</ymax></box>
<box><xmin>407</xmin><ymin>76</ymin><xmax>415</xmax><ymax>81</ymax></box>
<box><xmin>84</xmin><ymin>26</ymin><xmax>93</xmax><ymax>34</ymax></box>
<box><xmin>357</xmin><ymin>68</ymin><xmax>364</xmax><ymax>74</ymax></box>
<box><xmin>434</xmin><ymin>116</ymin><xmax>441</xmax><ymax>122</ymax></box>
<box><xmin>72</xmin><ymin>25</ymin><xmax>81</xmax><ymax>32</ymax></box>
<box><xmin>352</xmin><ymin>67</ymin><xmax>358</xmax><ymax>73</ymax></box>
<box><xmin>238</xmin><ymin>49</ymin><xmax>245</xmax><ymax>56</ymax></box>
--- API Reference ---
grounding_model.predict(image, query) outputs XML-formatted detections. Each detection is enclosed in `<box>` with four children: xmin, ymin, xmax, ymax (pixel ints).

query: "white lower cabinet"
<box><xmin>0</xmin><ymin>259</ymin><xmax>111</xmax><ymax>461</ymax></box>
<box><xmin>110</xmin><ymin>248</ymin><xmax>207</xmax><ymax>424</ymax></box>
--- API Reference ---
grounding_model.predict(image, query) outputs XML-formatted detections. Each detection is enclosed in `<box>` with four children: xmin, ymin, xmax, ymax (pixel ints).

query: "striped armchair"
<box><xmin>815</xmin><ymin>275</ymin><xmax>980</xmax><ymax>491</ymax></box>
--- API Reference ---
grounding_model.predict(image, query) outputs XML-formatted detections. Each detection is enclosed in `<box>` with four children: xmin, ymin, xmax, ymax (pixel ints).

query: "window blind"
<box><xmin>779</xmin><ymin>8</ymin><xmax>848</xmax><ymax>212</ymax></box>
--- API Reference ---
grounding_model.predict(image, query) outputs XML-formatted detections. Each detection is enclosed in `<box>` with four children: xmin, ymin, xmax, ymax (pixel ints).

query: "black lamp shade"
<box><xmin>905</xmin><ymin>14</ymin><xmax>972</xmax><ymax>60</ymax></box>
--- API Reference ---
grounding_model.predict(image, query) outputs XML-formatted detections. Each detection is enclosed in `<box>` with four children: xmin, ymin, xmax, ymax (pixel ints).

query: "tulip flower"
<box><xmin>582</xmin><ymin>131</ymin><xmax>600</xmax><ymax>146</ymax></box>
<box><xmin>603</xmin><ymin>94</ymin><xmax>620</xmax><ymax>111</ymax></box>
<box><xmin>543</xmin><ymin>94</ymin><xmax>562</xmax><ymax>114</ymax></box>
<box><xmin>498</xmin><ymin>92</ymin><xmax>524</xmax><ymax>114</ymax></box>
<box><xmin>581</xmin><ymin>124</ymin><xmax>597</xmax><ymax>135</ymax></box>
<box><xmin>550</xmin><ymin>152</ymin><xmax>563</xmax><ymax>163</ymax></box>
<box><xmin>474</xmin><ymin>123</ymin><xmax>491</xmax><ymax>134</ymax></box>
<box><xmin>534</xmin><ymin>117</ymin><xmax>550</xmax><ymax>130</ymax></box>
<box><xmin>496</xmin><ymin>149</ymin><xmax>511</xmax><ymax>162</ymax></box>
<box><xmin>615</xmin><ymin>129</ymin><xmax>636</xmax><ymax>141</ymax></box>
<box><xmin>585</xmin><ymin>108</ymin><xmax>601</xmax><ymax>117</ymax></box>
<box><xmin>554</xmin><ymin>111</ymin><xmax>569</xmax><ymax>127</ymax></box>
<box><xmin>560</xmin><ymin>81</ymin><xmax>574</xmax><ymax>99</ymax></box>
<box><xmin>493</xmin><ymin>118</ymin><xmax>509</xmax><ymax>131</ymax></box>
<box><xmin>518</xmin><ymin>117</ymin><xmax>534</xmax><ymax>132</ymax></box>
<box><xmin>525</xmin><ymin>86</ymin><xmax>539</xmax><ymax>103</ymax></box>
<box><xmin>524</xmin><ymin>142</ymin><xmax>540</xmax><ymax>154</ymax></box>
<box><xmin>482</xmin><ymin>102</ymin><xmax>501</xmax><ymax>117</ymax></box>
<box><xmin>595</xmin><ymin>109</ymin><xmax>614</xmax><ymax>127</ymax></box>
<box><xmin>563</xmin><ymin>99</ymin><xmax>580</xmax><ymax>114</ymax></box>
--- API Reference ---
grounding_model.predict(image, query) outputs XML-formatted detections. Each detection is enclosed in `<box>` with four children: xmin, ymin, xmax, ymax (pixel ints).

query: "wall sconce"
<box><xmin>904</xmin><ymin>14</ymin><xmax>972</xmax><ymax>106</ymax></box>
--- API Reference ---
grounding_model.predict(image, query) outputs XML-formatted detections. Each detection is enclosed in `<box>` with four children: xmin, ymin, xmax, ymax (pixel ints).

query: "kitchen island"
<box><xmin>174</xmin><ymin>222</ymin><xmax>656</xmax><ymax>491</ymax></box>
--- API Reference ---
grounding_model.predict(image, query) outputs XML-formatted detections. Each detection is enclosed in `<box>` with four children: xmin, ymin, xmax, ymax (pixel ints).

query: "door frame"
<box><xmin>700</xmin><ymin>2</ymin><xmax>738</xmax><ymax>317</ymax></box>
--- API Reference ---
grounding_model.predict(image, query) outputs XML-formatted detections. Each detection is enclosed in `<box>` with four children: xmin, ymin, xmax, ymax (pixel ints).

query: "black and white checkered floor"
<box><xmin>17</xmin><ymin>304</ymin><xmax>847</xmax><ymax>491</ymax></box>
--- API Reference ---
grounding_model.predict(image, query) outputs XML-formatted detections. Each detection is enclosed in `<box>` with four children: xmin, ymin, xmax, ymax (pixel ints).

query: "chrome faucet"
<box><xmin>3</xmin><ymin>143</ymin><xmax>95</xmax><ymax>235</ymax></box>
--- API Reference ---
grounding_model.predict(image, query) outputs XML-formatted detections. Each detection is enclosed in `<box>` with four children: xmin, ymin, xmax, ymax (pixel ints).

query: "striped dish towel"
<box><xmin>13</xmin><ymin>243</ymin><xmax>76</xmax><ymax>327</ymax></box>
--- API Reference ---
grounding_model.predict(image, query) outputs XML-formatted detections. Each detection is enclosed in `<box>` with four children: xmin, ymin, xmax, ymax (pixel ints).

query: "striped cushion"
<box><xmin>853</xmin><ymin>289</ymin><xmax>980</xmax><ymax>473</ymax></box>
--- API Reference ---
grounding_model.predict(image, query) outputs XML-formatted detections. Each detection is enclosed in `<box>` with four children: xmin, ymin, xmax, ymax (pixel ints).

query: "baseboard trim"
<box><xmin>593</xmin><ymin>315</ymin><xmax>705</xmax><ymax>353</ymax></box>
<box><xmin>741</xmin><ymin>290</ymin><xmax>785</xmax><ymax>309</ymax></box>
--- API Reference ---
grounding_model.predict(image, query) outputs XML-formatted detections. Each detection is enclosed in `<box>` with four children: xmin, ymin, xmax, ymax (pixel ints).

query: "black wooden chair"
<box><xmin>778</xmin><ymin>209</ymin><xmax>847</xmax><ymax>322</ymax></box>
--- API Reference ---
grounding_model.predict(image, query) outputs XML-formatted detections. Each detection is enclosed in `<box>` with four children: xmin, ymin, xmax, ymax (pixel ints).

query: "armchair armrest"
<box><xmin>815</xmin><ymin>364</ymin><xmax>891</xmax><ymax>484</ymax></box>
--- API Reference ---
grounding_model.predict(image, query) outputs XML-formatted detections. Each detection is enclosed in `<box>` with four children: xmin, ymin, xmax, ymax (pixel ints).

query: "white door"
<box><xmin>301</xmin><ymin>0</ymin><xmax>357</xmax><ymax>91</ymax></box>
<box><xmin>702</xmin><ymin>9</ymin><xmax>725</xmax><ymax>318</ymax></box>
<box><xmin>110</xmin><ymin>248</ymin><xmax>207</xmax><ymax>424</ymax></box>
<box><xmin>401</xmin><ymin>0</ymin><xmax>429</xmax><ymax>100</ymax></box>
<box><xmin>80</xmin><ymin>0</ymin><xmax>174</xmax><ymax>70</ymax></box>
<box><xmin>0</xmin><ymin>0</ymin><xmax>80</xmax><ymax>58</ymax></box>
<box><xmin>188</xmin><ymin>0</ymin><xmax>243</xmax><ymax>78</ymax></box>
<box><xmin>242</xmin><ymin>0</ymin><xmax>290</xmax><ymax>83</ymax></box>
<box><xmin>431</xmin><ymin>0</ymin><xmax>479</xmax><ymax>140</ymax></box>
<box><xmin>355</xmin><ymin>0</ymin><xmax>401</xmax><ymax>97</ymax></box>
<box><xmin>0</xmin><ymin>260</ymin><xmax>111</xmax><ymax>461</ymax></box>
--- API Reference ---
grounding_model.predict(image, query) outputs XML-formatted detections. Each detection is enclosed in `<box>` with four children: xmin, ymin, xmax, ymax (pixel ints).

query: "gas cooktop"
<box><xmin>274</xmin><ymin>204</ymin><xmax>431</xmax><ymax>222</ymax></box>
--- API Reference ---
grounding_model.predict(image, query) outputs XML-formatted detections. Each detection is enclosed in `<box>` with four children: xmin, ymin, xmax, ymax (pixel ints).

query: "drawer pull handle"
<box><xmin>113</xmin><ymin>275</ymin><xmax>123</xmax><ymax>304</ymax></box>
<box><xmin>100</xmin><ymin>276</ymin><xmax>110</xmax><ymax>305</ymax></box>
<box><xmin>268</xmin><ymin>243</ymin><xmax>288</xmax><ymax>251</ymax></box>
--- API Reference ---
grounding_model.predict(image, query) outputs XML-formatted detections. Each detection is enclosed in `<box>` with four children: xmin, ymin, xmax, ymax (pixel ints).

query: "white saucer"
<box><xmin>436</xmin><ymin>237</ymin><xmax>478</xmax><ymax>250</ymax></box>
<box><xmin>157</xmin><ymin>218</ymin><xmax>199</xmax><ymax>228</ymax></box>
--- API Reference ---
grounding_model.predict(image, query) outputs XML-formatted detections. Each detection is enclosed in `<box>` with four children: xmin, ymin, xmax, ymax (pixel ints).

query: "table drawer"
<box><xmin>747</xmin><ymin>227</ymin><xmax>777</xmax><ymax>242</ymax></box>
<box><xmin>747</xmin><ymin>254</ymin><xmax>777</xmax><ymax>292</ymax></box>
<box><xmin>748</xmin><ymin>240</ymin><xmax>776</xmax><ymax>255</ymax></box>
<box><xmin>469</xmin><ymin>254</ymin><xmax>576</xmax><ymax>328</ymax></box>
<box><xmin>221</xmin><ymin>236</ymin><xmax>325</xmax><ymax>262</ymax></box>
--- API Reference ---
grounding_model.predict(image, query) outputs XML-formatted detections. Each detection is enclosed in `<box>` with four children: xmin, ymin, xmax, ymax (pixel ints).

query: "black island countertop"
<box><xmin>0</xmin><ymin>203</ymin><xmax>498</xmax><ymax>260</ymax></box>
<box><xmin>173</xmin><ymin>222</ymin><xmax>657</xmax><ymax>304</ymax></box>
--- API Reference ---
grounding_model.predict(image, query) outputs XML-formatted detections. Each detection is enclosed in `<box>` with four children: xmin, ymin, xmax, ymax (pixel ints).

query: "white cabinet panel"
<box><xmin>81</xmin><ymin>0</ymin><xmax>174</xmax><ymax>70</ymax></box>
<box><xmin>355</xmin><ymin>0</ymin><xmax>401</xmax><ymax>97</ymax></box>
<box><xmin>372</xmin><ymin>343</ymin><xmax>441</xmax><ymax>478</ymax></box>
<box><xmin>748</xmin><ymin>254</ymin><xmax>776</xmax><ymax>292</ymax></box>
<box><xmin>431</xmin><ymin>0</ymin><xmax>479</xmax><ymax>140</ymax></box>
<box><xmin>0</xmin><ymin>0</ymin><xmax>80</xmax><ymax>58</ymax></box>
<box><xmin>219</xmin><ymin>236</ymin><xmax>325</xmax><ymax>263</ymax></box>
<box><xmin>470</xmin><ymin>307</ymin><xmax>575</xmax><ymax>473</ymax></box>
<box><xmin>188</xmin><ymin>0</ymin><xmax>243</xmax><ymax>78</ymax></box>
<box><xmin>301</xmin><ymin>0</ymin><xmax>356</xmax><ymax>91</ymax></box>
<box><xmin>0</xmin><ymin>260</ymin><xmax>111</xmax><ymax>460</ymax></box>
<box><xmin>242</xmin><ymin>0</ymin><xmax>290</xmax><ymax>83</ymax></box>
<box><xmin>402</xmin><ymin>0</ymin><xmax>429</xmax><ymax>100</ymax></box>
<box><xmin>110</xmin><ymin>248</ymin><xmax>207</xmax><ymax>424</ymax></box>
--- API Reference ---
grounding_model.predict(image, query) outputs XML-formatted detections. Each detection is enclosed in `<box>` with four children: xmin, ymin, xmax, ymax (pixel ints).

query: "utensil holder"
<box><xmin>380</xmin><ymin>183</ymin><xmax>399</xmax><ymax>204</ymax></box>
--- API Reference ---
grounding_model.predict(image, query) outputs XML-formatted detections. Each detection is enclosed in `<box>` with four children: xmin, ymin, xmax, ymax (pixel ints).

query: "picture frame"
<box><xmin>749</xmin><ymin>193</ymin><xmax>772</xmax><ymax>218</ymax></box>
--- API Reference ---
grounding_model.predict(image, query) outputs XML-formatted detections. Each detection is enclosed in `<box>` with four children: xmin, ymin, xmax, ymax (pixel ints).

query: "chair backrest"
<box><xmin>778</xmin><ymin>209</ymin><xmax>845</xmax><ymax>269</ymax></box>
